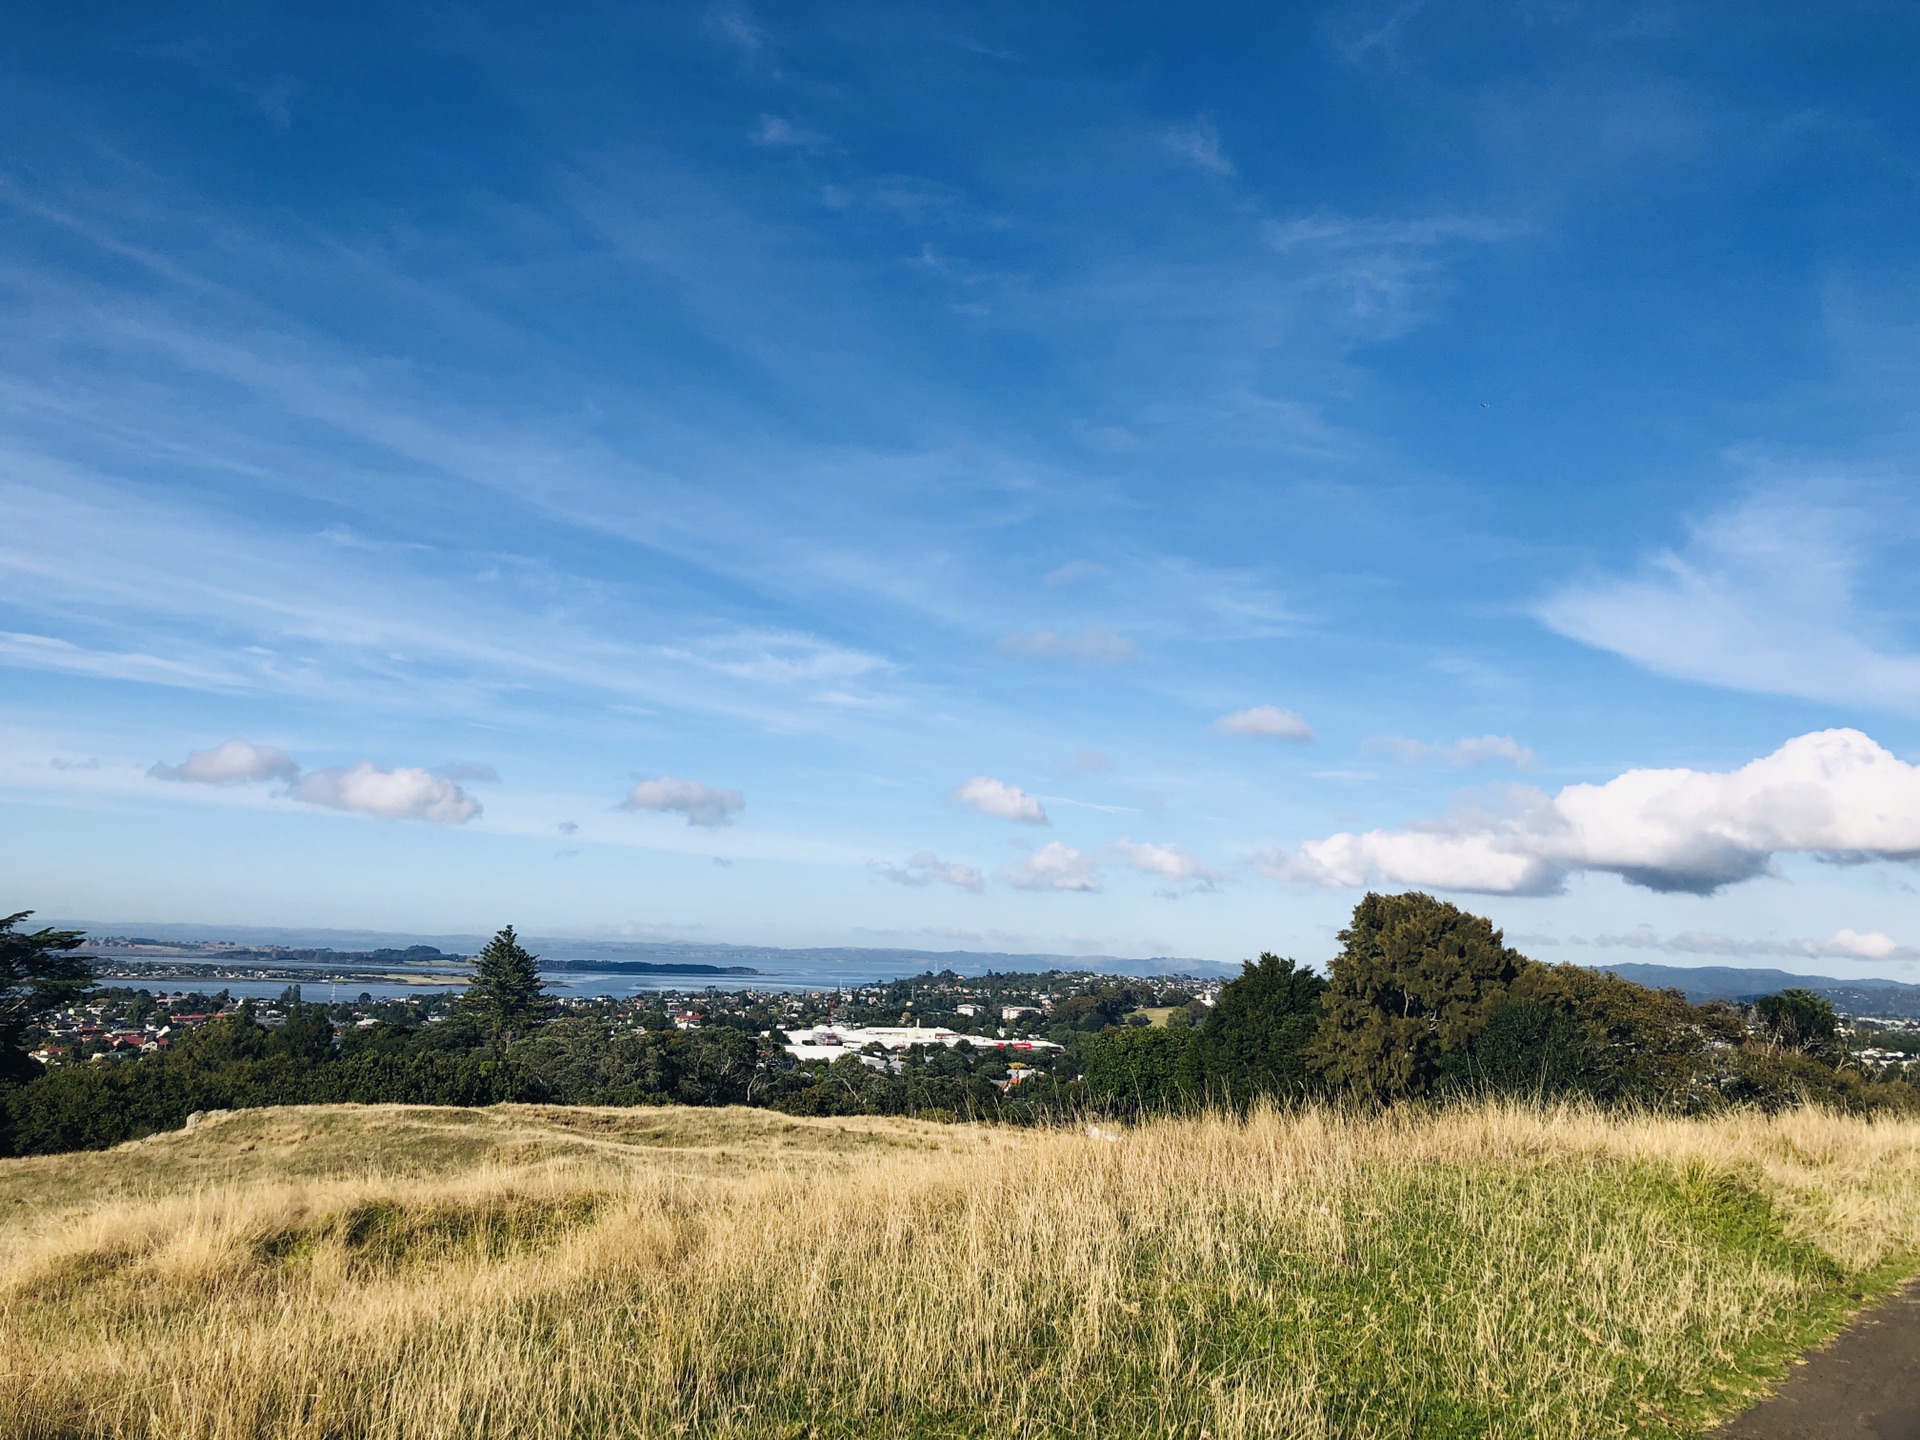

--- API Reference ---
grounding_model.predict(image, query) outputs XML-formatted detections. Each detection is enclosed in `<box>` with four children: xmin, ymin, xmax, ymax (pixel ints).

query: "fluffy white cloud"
<box><xmin>149</xmin><ymin>738</ymin><xmax>299</xmax><ymax>785</ymax></box>
<box><xmin>150</xmin><ymin>738</ymin><xmax>483</xmax><ymax>825</ymax></box>
<box><xmin>953</xmin><ymin>776</ymin><xmax>1048</xmax><ymax>824</ymax></box>
<box><xmin>1281</xmin><ymin>826</ymin><xmax>1560</xmax><ymax>895</ymax></box>
<box><xmin>999</xmin><ymin>842</ymin><xmax>1102</xmax><ymax>893</ymax></box>
<box><xmin>877</xmin><ymin>851</ymin><xmax>985</xmax><ymax>893</ymax></box>
<box><xmin>1272</xmin><ymin>728</ymin><xmax>1920</xmax><ymax>897</ymax></box>
<box><xmin>621</xmin><ymin>776</ymin><xmax>745</xmax><ymax>827</ymax></box>
<box><xmin>1110</xmin><ymin>838</ymin><xmax>1219</xmax><ymax>893</ymax></box>
<box><xmin>292</xmin><ymin>763</ymin><xmax>481</xmax><ymax>824</ymax></box>
<box><xmin>1816</xmin><ymin>928</ymin><xmax>1909</xmax><ymax>960</ymax></box>
<box><xmin>1372</xmin><ymin>734</ymin><xmax>1536</xmax><ymax>769</ymax></box>
<box><xmin>1214</xmin><ymin>705</ymin><xmax>1315</xmax><ymax>742</ymax></box>
<box><xmin>996</xmin><ymin>627</ymin><xmax>1140</xmax><ymax>665</ymax></box>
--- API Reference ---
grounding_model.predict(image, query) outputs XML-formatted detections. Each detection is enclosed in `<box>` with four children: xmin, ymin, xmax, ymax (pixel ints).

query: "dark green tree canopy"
<box><xmin>1081</xmin><ymin>1025</ymin><xmax>1200</xmax><ymax>1113</ymax></box>
<box><xmin>0</xmin><ymin>912</ymin><xmax>94</xmax><ymax>1081</ymax></box>
<box><xmin>1310</xmin><ymin>892</ymin><xmax>1527</xmax><ymax>1099</ymax></box>
<box><xmin>1194</xmin><ymin>952</ymin><xmax>1326</xmax><ymax>1105</ymax></box>
<box><xmin>1459</xmin><ymin>965</ymin><xmax>1708</xmax><ymax>1103</ymax></box>
<box><xmin>1752</xmin><ymin>989</ymin><xmax>1839</xmax><ymax>1055</ymax></box>
<box><xmin>270</xmin><ymin>1002</ymin><xmax>337</xmax><ymax>1065</ymax></box>
<box><xmin>459</xmin><ymin>925</ymin><xmax>553</xmax><ymax>1046</ymax></box>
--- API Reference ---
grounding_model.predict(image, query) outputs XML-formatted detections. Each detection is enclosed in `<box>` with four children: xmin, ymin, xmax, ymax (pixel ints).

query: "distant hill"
<box><xmin>1589</xmin><ymin>962</ymin><xmax>1920</xmax><ymax>1017</ymax></box>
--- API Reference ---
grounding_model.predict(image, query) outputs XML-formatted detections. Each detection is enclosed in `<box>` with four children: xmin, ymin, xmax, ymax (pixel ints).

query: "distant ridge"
<box><xmin>1589</xmin><ymin>962</ymin><xmax>1920</xmax><ymax>1017</ymax></box>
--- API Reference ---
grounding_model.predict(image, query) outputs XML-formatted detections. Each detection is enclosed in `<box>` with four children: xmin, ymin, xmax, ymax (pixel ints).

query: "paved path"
<box><xmin>1716</xmin><ymin>1282</ymin><xmax>1920</xmax><ymax>1439</ymax></box>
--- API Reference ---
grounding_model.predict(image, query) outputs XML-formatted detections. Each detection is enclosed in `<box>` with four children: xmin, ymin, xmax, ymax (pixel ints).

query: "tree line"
<box><xmin>1079</xmin><ymin>891</ymin><xmax>1914</xmax><ymax>1115</ymax></box>
<box><xmin>3</xmin><ymin>896</ymin><xmax>1914</xmax><ymax>1157</ymax></box>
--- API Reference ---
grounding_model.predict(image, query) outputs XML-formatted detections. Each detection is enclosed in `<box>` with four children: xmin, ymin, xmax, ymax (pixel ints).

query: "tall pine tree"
<box><xmin>1</xmin><ymin>912</ymin><xmax>94</xmax><ymax>1083</ymax></box>
<box><xmin>459</xmin><ymin>925</ymin><xmax>552</xmax><ymax>1048</ymax></box>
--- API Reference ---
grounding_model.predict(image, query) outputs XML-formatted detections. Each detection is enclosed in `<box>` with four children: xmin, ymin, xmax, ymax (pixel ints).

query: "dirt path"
<box><xmin>1716</xmin><ymin>1282</ymin><xmax>1920</xmax><ymax>1439</ymax></box>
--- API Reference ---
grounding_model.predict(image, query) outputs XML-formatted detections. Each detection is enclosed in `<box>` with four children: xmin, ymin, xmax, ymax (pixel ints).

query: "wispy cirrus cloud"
<box><xmin>435</xmin><ymin>762</ymin><xmax>500</xmax><ymax>783</ymax></box>
<box><xmin>704</xmin><ymin>2</ymin><xmax>771</xmax><ymax>60</ymax></box>
<box><xmin>1538</xmin><ymin>492</ymin><xmax>1920</xmax><ymax>712</ymax></box>
<box><xmin>1368</xmin><ymin>733</ymin><xmax>1537</xmax><ymax>769</ymax></box>
<box><xmin>1160</xmin><ymin>117</ymin><xmax>1234</xmax><ymax>176</ymax></box>
<box><xmin>750</xmin><ymin>115</ymin><xmax>825</xmax><ymax>150</ymax></box>
<box><xmin>876</xmin><ymin>850</ymin><xmax>985</xmax><ymax>892</ymax></box>
<box><xmin>1042</xmin><ymin>560</ymin><xmax>1106</xmax><ymax>587</ymax></box>
<box><xmin>996</xmin><ymin>626</ymin><xmax>1140</xmax><ymax>665</ymax></box>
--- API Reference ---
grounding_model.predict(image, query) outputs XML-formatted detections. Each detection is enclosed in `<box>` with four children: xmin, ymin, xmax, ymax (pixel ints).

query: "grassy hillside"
<box><xmin>3</xmin><ymin>1103</ymin><xmax>1918</xmax><ymax>1439</ymax></box>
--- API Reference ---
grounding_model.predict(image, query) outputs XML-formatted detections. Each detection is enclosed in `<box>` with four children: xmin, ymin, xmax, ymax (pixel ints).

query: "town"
<box><xmin>22</xmin><ymin>968</ymin><xmax>1226</xmax><ymax>1073</ymax></box>
<box><xmin>26</xmin><ymin>967</ymin><xmax>1920</xmax><ymax>1090</ymax></box>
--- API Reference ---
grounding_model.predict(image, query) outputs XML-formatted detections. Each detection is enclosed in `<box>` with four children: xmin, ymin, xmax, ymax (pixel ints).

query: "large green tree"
<box><xmin>1192</xmin><ymin>952</ymin><xmax>1326</xmax><ymax>1105</ymax></box>
<box><xmin>1</xmin><ymin>912</ymin><xmax>93</xmax><ymax>1082</ymax></box>
<box><xmin>1310</xmin><ymin>892</ymin><xmax>1527</xmax><ymax>1099</ymax></box>
<box><xmin>458</xmin><ymin>925</ymin><xmax>553</xmax><ymax>1048</ymax></box>
<box><xmin>1458</xmin><ymin>964</ymin><xmax>1713</xmax><ymax>1104</ymax></box>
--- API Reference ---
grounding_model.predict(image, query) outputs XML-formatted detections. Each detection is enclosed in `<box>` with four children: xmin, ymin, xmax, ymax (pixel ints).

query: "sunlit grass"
<box><xmin>4</xmin><ymin>1101</ymin><xmax>1917</xmax><ymax>1438</ymax></box>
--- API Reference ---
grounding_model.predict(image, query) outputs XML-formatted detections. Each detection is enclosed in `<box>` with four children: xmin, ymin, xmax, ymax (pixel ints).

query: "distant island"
<box><xmin>540</xmin><ymin>959</ymin><xmax>759</xmax><ymax>977</ymax></box>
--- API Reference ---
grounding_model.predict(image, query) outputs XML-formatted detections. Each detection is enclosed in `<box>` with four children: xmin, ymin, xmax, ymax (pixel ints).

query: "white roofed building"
<box><xmin>783</xmin><ymin>1021</ymin><xmax>1061</xmax><ymax>1064</ymax></box>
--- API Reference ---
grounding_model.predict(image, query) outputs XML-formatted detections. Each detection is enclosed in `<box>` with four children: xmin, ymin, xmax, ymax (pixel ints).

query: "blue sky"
<box><xmin>5</xmin><ymin>0</ymin><xmax>1920</xmax><ymax>975</ymax></box>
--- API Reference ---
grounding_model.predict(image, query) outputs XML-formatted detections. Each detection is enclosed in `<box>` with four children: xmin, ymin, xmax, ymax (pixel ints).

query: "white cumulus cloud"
<box><xmin>1271</xmin><ymin>728</ymin><xmax>1920</xmax><ymax>897</ymax></box>
<box><xmin>1814</xmin><ymin>928</ymin><xmax>1908</xmax><ymax>960</ymax></box>
<box><xmin>953</xmin><ymin>776</ymin><xmax>1048</xmax><ymax>824</ymax></box>
<box><xmin>877</xmin><ymin>851</ymin><xmax>985</xmax><ymax>892</ymax></box>
<box><xmin>1110</xmin><ymin>838</ymin><xmax>1219</xmax><ymax>893</ymax></box>
<box><xmin>1215</xmin><ymin>705</ymin><xmax>1316</xmax><ymax>742</ymax></box>
<box><xmin>996</xmin><ymin>627</ymin><xmax>1140</xmax><ymax>665</ymax></box>
<box><xmin>149</xmin><ymin>738</ymin><xmax>300</xmax><ymax>785</ymax></box>
<box><xmin>292</xmin><ymin>763</ymin><xmax>481</xmax><ymax>825</ymax></box>
<box><xmin>621</xmin><ymin>776</ymin><xmax>745</xmax><ymax>827</ymax></box>
<box><xmin>999</xmin><ymin>842</ymin><xmax>1102</xmax><ymax>893</ymax></box>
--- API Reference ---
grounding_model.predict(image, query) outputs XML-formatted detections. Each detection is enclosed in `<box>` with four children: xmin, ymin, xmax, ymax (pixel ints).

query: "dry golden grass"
<box><xmin>4</xmin><ymin>1101</ymin><xmax>1918</xmax><ymax>1439</ymax></box>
